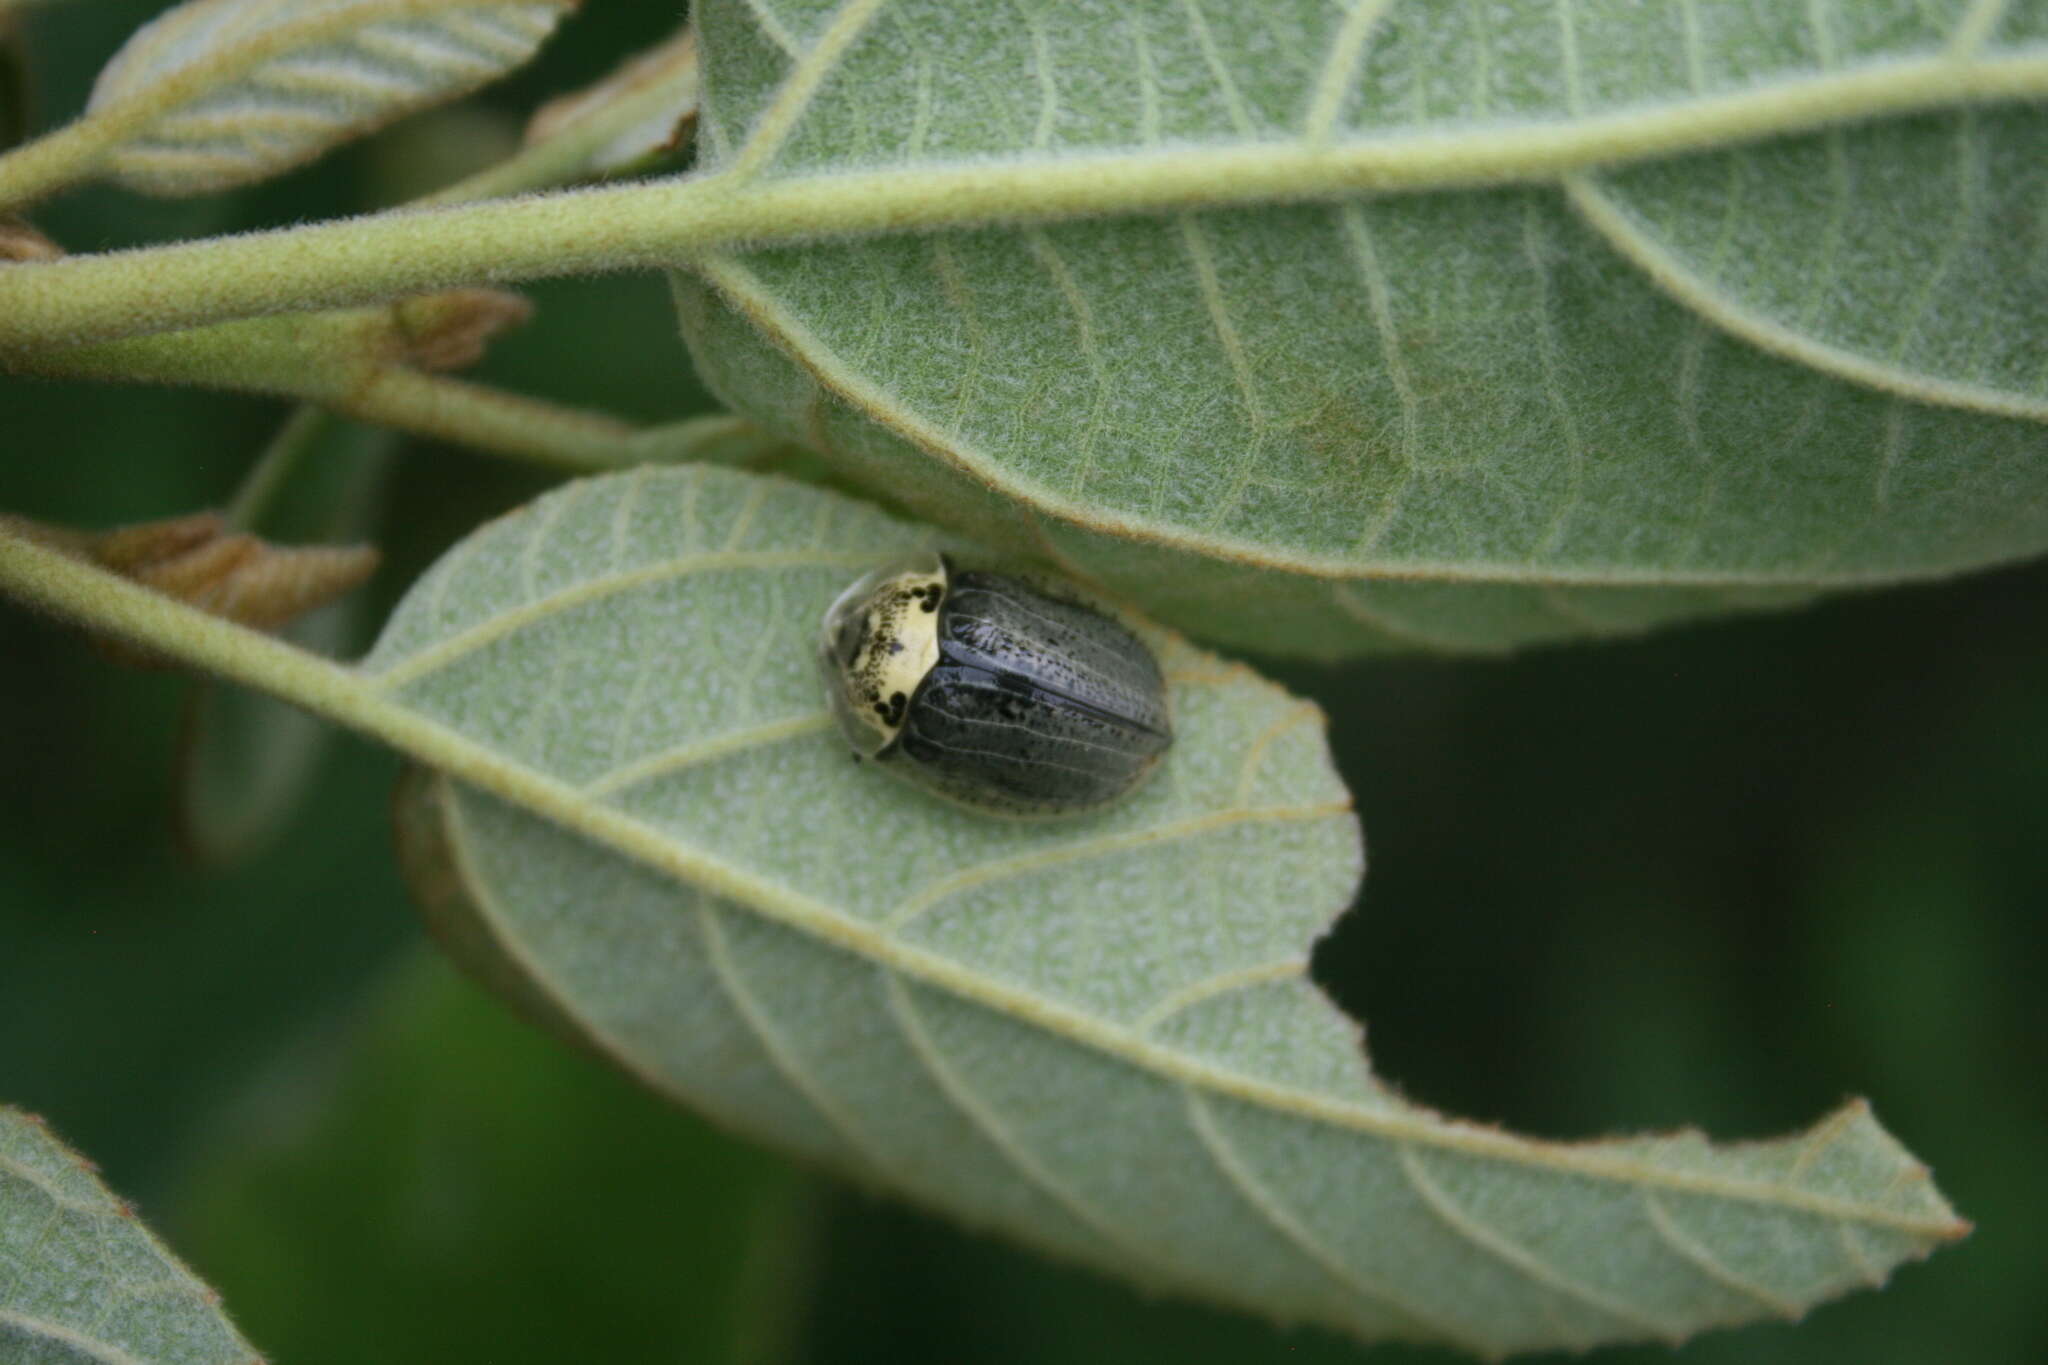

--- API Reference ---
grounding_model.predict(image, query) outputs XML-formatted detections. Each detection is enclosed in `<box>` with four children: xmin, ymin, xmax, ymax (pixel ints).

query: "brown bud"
<box><xmin>5</xmin><ymin>512</ymin><xmax>379</xmax><ymax>668</ymax></box>
<box><xmin>131</xmin><ymin>533</ymin><xmax>379</xmax><ymax>634</ymax></box>
<box><xmin>0</xmin><ymin>216</ymin><xmax>62</xmax><ymax>262</ymax></box>
<box><xmin>391</xmin><ymin>288</ymin><xmax>533</xmax><ymax>371</ymax></box>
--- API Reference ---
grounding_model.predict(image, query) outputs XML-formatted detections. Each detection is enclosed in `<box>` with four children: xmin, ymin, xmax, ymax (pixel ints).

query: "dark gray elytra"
<box><xmin>817</xmin><ymin>555</ymin><xmax>1172</xmax><ymax>815</ymax></box>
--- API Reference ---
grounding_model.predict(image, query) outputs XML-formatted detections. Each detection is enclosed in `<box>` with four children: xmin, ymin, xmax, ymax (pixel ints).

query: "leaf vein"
<box><xmin>368</xmin><ymin>548</ymin><xmax>881</xmax><ymax>690</ymax></box>
<box><xmin>1334</xmin><ymin>202</ymin><xmax>1421</xmax><ymax>553</ymax></box>
<box><xmin>695</xmin><ymin>249</ymin><xmax>2044</xmax><ymax>587</ymax></box>
<box><xmin>699</xmin><ymin>903</ymin><xmax>895</xmax><ymax>1177</ymax></box>
<box><xmin>736</xmin><ymin>0</ymin><xmax>804</xmax><ymax>60</ymax></box>
<box><xmin>1134</xmin><ymin>959</ymin><xmax>1308</xmax><ymax>1035</ymax></box>
<box><xmin>1303</xmin><ymin>0</ymin><xmax>1398</xmax><ymax>143</ymax></box>
<box><xmin>1948</xmin><ymin>0</ymin><xmax>2014</xmax><ymax>56</ymax></box>
<box><xmin>885</xmin><ymin>801</ymin><xmax>1351</xmax><ymax>932</ymax></box>
<box><xmin>1521</xmin><ymin>200</ymin><xmax>1585</xmax><ymax>558</ymax></box>
<box><xmin>586</xmin><ymin>712</ymin><xmax>836</xmax><ymax>799</ymax></box>
<box><xmin>1565</xmin><ymin>172</ymin><xmax>2045</xmax><ymax>421</ymax></box>
<box><xmin>0</xmin><ymin>1151</ymin><xmax>102</xmax><ymax>1216</ymax></box>
<box><xmin>1233</xmin><ymin>701</ymin><xmax>1323</xmax><ymax>804</ymax></box>
<box><xmin>1022</xmin><ymin>3</ymin><xmax>1060</xmax><ymax>150</ymax></box>
<box><xmin>1397</xmin><ymin>1143</ymin><xmax>1682</xmax><ymax>1345</ymax></box>
<box><xmin>1556</xmin><ymin>0</ymin><xmax>1586</xmax><ymax>114</ymax></box>
<box><xmin>1176</xmin><ymin>215</ymin><xmax>1268</xmax><ymax>532</ymax></box>
<box><xmin>729</xmin><ymin>0</ymin><xmax>892</xmax><ymax>177</ymax></box>
<box><xmin>1676</xmin><ymin>0</ymin><xmax>1707</xmax><ymax>93</ymax></box>
<box><xmin>1022</xmin><ymin>228</ymin><xmax>1112</xmax><ymax>493</ymax></box>
<box><xmin>882</xmin><ymin>973</ymin><xmax>1162</xmax><ymax>1268</ymax></box>
<box><xmin>0</xmin><ymin>1310</ymin><xmax>149</xmax><ymax>1365</ymax></box>
<box><xmin>231</xmin><ymin>671</ymin><xmax>1962</xmax><ymax>1240</ymax></box>
<box><xmin>1177</xmin><ymin>0</ymin><xmax>1256</xmax><ymax>137</ymax></box>
<box><xmin>1640</xmin><ymin>1190</ymin><xmax>1804</xmax><ymax>1319</ymax></box>
<box><xmin>1182</xmin><ymin>1088</ymin><xmax>1500</xmax><ymax>1355</ymax></box>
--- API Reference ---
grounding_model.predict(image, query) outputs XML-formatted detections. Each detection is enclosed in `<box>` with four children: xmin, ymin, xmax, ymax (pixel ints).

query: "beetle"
<box><xmin>816</xmin><ymin>553</ymin><xmax>1172</xmax><ymax>815</ymax></box>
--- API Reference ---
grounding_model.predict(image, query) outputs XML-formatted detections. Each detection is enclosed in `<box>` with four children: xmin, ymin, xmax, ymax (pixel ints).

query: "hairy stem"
<box><xmin>0</xmin><ymin>118</ymin><xmax>112</xmax><ymax>209</ymax></box>
<box><xmin>333</xmin><ymin>368</ymin><xmax>638</xmax><ymax>471</ymax></box>
<box><xmin>0</xmin><ymin>523</ymin><xmax>565</xmax><ymax>822</ymax></box>
<box><xmin>1</xmin><ymin>50</ymin><xmax>2043</xmax><ymax>350</ymax></box>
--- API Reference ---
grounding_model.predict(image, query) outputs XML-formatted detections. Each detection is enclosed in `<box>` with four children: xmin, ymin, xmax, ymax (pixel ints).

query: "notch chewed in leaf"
<box><xmin>372</xmin><ymin>466</ymin><xmax>1963</xmax><ymax>1357</ymax></box>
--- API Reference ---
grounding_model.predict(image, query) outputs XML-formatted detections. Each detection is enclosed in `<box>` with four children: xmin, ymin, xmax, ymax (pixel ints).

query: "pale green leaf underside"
<box><xmin>0</xmin><ymin>1108</ymin><xmax>261</xmax><ymax>1365</ymax></box>
<box><xmin>676</xmin><ymin>0</ymin><xmax>2048</xmax><ymax>654</ymax></box>
<box><xmin>366</xmin><ymin>466</ymin><xmax>1961</xmax><ymax>1355</ymax></box>
<box><xmin>86</xmin><ymin>0</ymin><xmax>576</xmax><ymax>195</ymax></box>
<box><xmin>1582</xmin><ymin>108</ymin><xmax>2048</xmax><ymax>422</ymax></box>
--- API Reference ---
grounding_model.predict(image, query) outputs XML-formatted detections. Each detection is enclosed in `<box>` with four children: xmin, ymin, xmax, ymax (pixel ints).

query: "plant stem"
<box><xmin>333</xmin><ymin>368</ymin><xmax>639</xmax><ymax>471</ymax></box>
<box><xmin>0</xmin><ymin>524</ymin><xmax>575</xmax><ymax>830</ymax></box>
<box><xmin>412</xmin><ymin>31</ymin><xmax>698</xmax><ymax>209</ymax></box>
<box><xmin>625</xmin><ymin>413</ymin><xmax>790</xmax><ymax>466</ymax></box>
<box><xmin>14</xmin><ymin>309</ymin><xmax>659</xmax><ymax>472</ymax></box>
<box><xmin>0</xmin><ymin>118</ymin><xmax>110</xmax><ymax>209</ymax></box>
<box><xmin>1</xmin><ymin>51</ymin><xmax>2044</xmax><ymax>351</ymax></box>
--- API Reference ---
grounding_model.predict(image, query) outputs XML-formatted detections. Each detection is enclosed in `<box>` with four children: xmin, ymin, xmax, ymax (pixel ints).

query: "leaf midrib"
<box><xmin>390</xmin><ymin>673</ymin><xmax>1948</xmax><ymax>1233</ymax></box>
<box><xmin>7</xmin><ymin>41</ymin><xmax>2048</xmax><ymax>353</ymax></box>
<box><xmin>712</xmin><ymin>46</ymin><xmax>2048</xmax><ymax>197</ymax></box>
<box><xmin>0</xmin><ymin>534</ymin><xmax>1960</xmax><ymax>1241</ymax></box>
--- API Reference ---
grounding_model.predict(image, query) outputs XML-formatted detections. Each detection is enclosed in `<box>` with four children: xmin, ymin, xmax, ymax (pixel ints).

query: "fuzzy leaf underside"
<box><xmin>368</xmin><ymin>465</ymin><xmax>1963</xmax><ymax>1355</ymax></box>
<box><xmin>86</xmin><ymin>0</ymin><xmax>577</xmax><ymax>195</ymax></box>
<box><xmin>674</xmin><ymin>0</ymin><xmax>2048</xmax><ymax>654</ymax></box>
<box><xmin>0</xmin><ymin>1108</ymin><xmax>261</xmax><ymax>1365</ymax></box>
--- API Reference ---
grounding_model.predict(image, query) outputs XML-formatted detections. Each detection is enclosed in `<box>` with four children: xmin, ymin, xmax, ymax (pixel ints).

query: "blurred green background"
<box><xmin>3</xmin><ymin>5</ymin><xmax>2043</xmax><ymax>1363</ymax></box>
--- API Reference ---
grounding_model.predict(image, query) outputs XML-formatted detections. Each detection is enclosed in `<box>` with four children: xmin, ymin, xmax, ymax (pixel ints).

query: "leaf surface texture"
<box><xmin>87</xmin><ymin>0</ymin><xmax>577</xmax><ymax>194</ymax></box>
<box><xmin>675</xmin><ymin>0</ymin><xmax>2048</xmax><ymax>653</ymax></box>
<box><xmin>0</xmin><ymin>1107</ymin><xmax>261</xmax><ymax>1365</ymax></box>
<box><xmin>366</xmin><ymin>466</ymin><xmax>1964</xmax><ymax>1353</ymax></box>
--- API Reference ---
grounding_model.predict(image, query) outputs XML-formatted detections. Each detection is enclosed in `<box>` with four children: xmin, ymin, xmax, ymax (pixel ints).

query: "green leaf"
<box><xmin>1574</xmin><ymin>109</ymin><xmax>2048</xmax><ymax>424</ymax></box>
<box><xmin>0</xmin><ymin>1107</ymin><xmax>262</xmax><ymax>1365</ymax></box>
<box><xmin>674</xmin><ymin>0</ymin><xmax>2048</xmax><ymax>655</ymax></box>
<box><xmin>518</xmin><ymin>25</ymin><xmax>701</xmax><ymax>181</ymax></box>
<box><xmin>366</xmin><ymin>465</ymin><xmax>1964</xmax><ymax>1356</ymax></box>
<box><xmin>84</xmin><ymin>0</ymin><xmax>579</xmax><ymax>195</ymax></box>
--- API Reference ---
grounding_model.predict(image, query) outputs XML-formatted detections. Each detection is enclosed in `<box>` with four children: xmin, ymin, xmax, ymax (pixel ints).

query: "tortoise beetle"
<box><xmin>817</xmin><ymin>554</ymin><xmax>1172</xmax><ymax>815</ymax></box>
